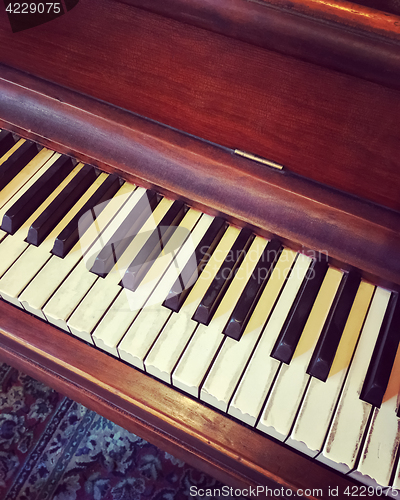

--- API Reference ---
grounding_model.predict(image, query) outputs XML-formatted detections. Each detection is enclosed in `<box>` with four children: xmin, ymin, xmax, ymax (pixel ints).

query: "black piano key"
<box><xmin>0</xmin><ymin>130</ymin><xmax>16</xmax><ymax>158</ymax></box>
<box><xmin>163</xmin><ymin>217</ymin><xmax>227</xmax><ymax>312</ymax></box>
<box><xmin>307</xmin><ymin>271</ymin><xmax>361</xmax><ymax>381</ymax></box>
<box><xmin>120</xmin><ymin>200</ymin><xmax>187</xmax><ymax>291</ymax></box>
<box><xmin>0</xmin><ymin>140</ymin><xmax>40</xmax><ymax>192</ymax></box>
<box><xmin>192</xmin><ymin>227</ymin><xmax>254</xmax><ymax>325</ymax></box>
<box><xmin>223</xmin><ymin>239</ymin><xmax>282</xmax><ymax>341</ymax></box>
<box><xmin>26</xmin><ymin>165</ymin><xmax>97</xmax><ymax>246</ymax></box>
<box><xmin>52</xmin><ymin>174</ymin><xmax>121</xmax><ymax>258</ymax></box>
<box><xmin>90</xmin><ymin>189</ymin><xmax>160</xmax><ymax>277</ymax></box>
<box><xmin>361</xmin><ymin>293</ymin><xmax>400</xmax><ymax>408</ymax></box>
<box><xmin>1</xmin><ymin>155</ymin><xmax>74</xmax><ymax>235</ymax></box>
<box><xmin>270</xmin><ymin>258</ymin><xmax>328</xmax><ymax>364</ymax></box>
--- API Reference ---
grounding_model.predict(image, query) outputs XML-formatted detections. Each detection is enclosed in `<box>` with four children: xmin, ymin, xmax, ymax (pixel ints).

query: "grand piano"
<box><xmin>0</xmin><ymin>0</ymin><xmax>399</xmax><ymax>497</ymax></box>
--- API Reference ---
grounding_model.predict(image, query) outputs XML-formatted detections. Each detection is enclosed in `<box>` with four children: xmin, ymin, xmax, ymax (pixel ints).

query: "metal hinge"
<box><xmin>234</xmin><ymin>149</ymin><xmax>284</xmax><ymax>170</ymax></box>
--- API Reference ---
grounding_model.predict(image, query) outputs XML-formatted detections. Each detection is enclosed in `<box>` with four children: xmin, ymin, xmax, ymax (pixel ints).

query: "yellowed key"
<box><xmin>201</xmin><ymin>248</ymin><xmax>296</xmax><ymax>412</ymax></box>
<box><xmin>20</xmin><ymin>178</ymin><xmax>132</xmax><ymax>319</ymax></box>
<box><xmin>120</xmin><ymin>226</ymin><xmax>240</xmax><ymax>377</ymax></box>
<box><xmin>172</xmin><ymin>236</ymin><xmax>268</xmax><ymax>398</ymax></box>
<box><xmin>66</xmin><ymin>198</ymin><xmax>174</xmax><ymax>343</ymax></box>
<box><xmin>318</xmin><ymin>287</ymin><xmax>391</xmax><ymax>473</ymax></box>
<box><xmin>287</xmin><ymin>281</ymin><xmax>375</xmax><ymax>456</ymax></box>
<box><xmin>257</xmin><ymin>267</ymin><xmax>343</xmax><ymax>439</ymax></box>
<box><xmin>92</xmin><ymin>206</ymin><xmax>202</xmax><ymax>355</ymax></box>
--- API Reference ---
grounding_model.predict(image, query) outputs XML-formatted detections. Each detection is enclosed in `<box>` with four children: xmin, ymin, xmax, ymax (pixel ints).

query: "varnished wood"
<box><xmin>123</xmin><ymin>0</ymin><xmax>400</xmax><ymax>88</ymax></box>
<box><xmin>1</xmin><ymin>65</ymin><xmax>399</xmax><ymax>289</ymax></box>
<box><xmin>0</xmin><ymin>300</ymin><xmax>364</xmax><ymax>498</ymax></box>
<box><xmin>1</xmin><ymin>0</ymin><xmax>400</xmax><ymax>210</ymax></box>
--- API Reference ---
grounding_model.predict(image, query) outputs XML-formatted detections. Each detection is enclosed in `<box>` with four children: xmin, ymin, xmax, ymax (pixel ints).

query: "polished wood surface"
<box><xmin>0</xmin><ymin>68</ymin><xmax>400</xmax><ymax>287</ymax></box>
<box><xmin>0</xmin><ymin>0</ymin><xmax>399</xmax><ymax>497</ymax></box>
<box><xmin>124</xmin><ymin>0</ymin><xmax>400</xmax><ymax>86</ymax></box>
<box><xmin>1</xmin><ymin>66</ymin><xmax>400</xmax><ymax>291</ymax></box>
<box><xmin>0</xmin><ymin>0</ymin><xmax>400</xmax><ymax>211</ymax></box>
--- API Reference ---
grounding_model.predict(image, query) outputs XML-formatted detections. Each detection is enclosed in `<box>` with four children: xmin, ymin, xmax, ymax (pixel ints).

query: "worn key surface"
<box><xmin>163</xmin><ymin>216</ymin><xmax>227</xmax><ymax>312</ymax></box>
<box><xmin>27</xmin><ymin>164</ymin><xmax>97</xmax><ymax>246</ymax></box>
<box><xmin>0</xmin><ymin>140</ymin><xmax>40</xmax><ymax>193</ymax></box>
<box><xmin>90</xmin><ymin>189</ymin><xmax>160</xmax><ymax>278</ymax></box>
<box><xmin>271</xmin><ymin>258</ymin><xmax>328</xmax><ymax>364</ymax></box>
<box><xmin>307</xmin><ymin>270</ymin><xmax>361</xmax><ymax>382</ymax></box>
<box><xmin>1</xmin><ymin>155</ymin><xmax>74</xmax><ymax>234</ymax></box>
<box><xmin>223</xmin><ymin>238</ymin><xmax>282</xmax><ymax>341</ymax></box>
<box><xmin>52</xmin><ymin>173</ymin><xmax>121</xmax><ymax>258</ymax></box>
<box><xmin>361</xmin><ymin>293</ymin><xmax>400</xmax><ymax>408</ymax></box>
<box><xmin>192</xmin><ymin>227</ymin><xmax>253</xmax><ymax>325</ymax></box>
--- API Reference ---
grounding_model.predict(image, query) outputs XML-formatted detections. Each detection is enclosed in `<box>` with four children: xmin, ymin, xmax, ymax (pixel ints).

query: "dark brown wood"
<box><xmin>119</xmin><ymin>0</ymin><xmax>400</xmax><ymax>89</ymax></box>
<box><xmin>0</xmin><ymin>300</ymin><xmax>365</xmax><ymax>499</ymax></box>
<box><xmin>1</xmin><ymin>65</ymin><xmax>399</xmax><ymax>289</ymax></box>
<box><xmin>1</xmin><ymin>0</ymin><xmax>400</xmax><ymax>211</ymax></box>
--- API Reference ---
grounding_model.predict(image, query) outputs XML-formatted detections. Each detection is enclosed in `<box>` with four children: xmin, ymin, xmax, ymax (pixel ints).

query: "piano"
<box><xmin>0</xmin><ymin>0</ymin><xmax>399</xmax><ymax>497</ymax></box>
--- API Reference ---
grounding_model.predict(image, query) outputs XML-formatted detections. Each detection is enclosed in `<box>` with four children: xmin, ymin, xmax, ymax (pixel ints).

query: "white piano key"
<box><xmin>200</xmin><ymin>248</ymin><xmax>297</xmax><ymax>412</ymax></box>
<box><xmin>92</xmin><ymin>206</ymin><xmax>201</xmax><ymax>355</ymax></box>
<box><xmin>43</xmin><ymin>258</ymin><xmax>99</xmax><ymax>337</ymax></box>
<box><xmin>317</xmin><ymin>286</ymin><xmax>391</xmax><ymax>474</ymax></box>
<box><xmin>0</xmin><ymin>169</ymin><xmax>109</xmax><ymax>307</ymax></box>
<box><xmin>0</xmin><ymin>145</ymin><xmax>54</xmax><ymax>207</ymax></box>
<box><xmin>286</xmin><ymin>281</ymin><xmax>375</xmax><ymax>457</ymax></box>
<box><xmin>76</xmin><ymin>184</ymin><xmax>138</xmax><ymax>265</ymax></box>
<box><xmin>115</xmin><ymin>213</ymin><xmax>214</xmax><ymax>370</ymax></box>
<box><xmin>71</xmin><ymin>198</ymin><xmax>175</xmax><ymax>343</ymax></box>
<box><xmin>66</xmin><ymin>198</ymin><xmax>191</xmax><ymax>346</ymax></box>
<box><xmin>0</xmin><ymin>153</ymin><xmax>77</xmax><ymax>282</ymax></box>
<box><xmin>120</xmin><ymin>226</ymin><xmax>240</xmax><ymax>378</ymax></box>
<box><xmin>228</xmin><ymin>253</ymin><xmax>312</xmax><ymax>426</ymax></box>
<box><xmin>350</xmin><ymin>344</ymin><xmax>400</xmax><ymax>488</ymax></box>
<box><xmin>19</xmin><ymin>177</ymin><xmax>131</xmax><ymax>319</ymax></box>
<box><xmin>256</xmin><ymin>267</ymin><xmax>343</xmax><ymax>439</ymax></box>
<box><xmin>172</xmin><ymin>236</ymin><xmax>268</xmax><ymax>398</ymax></box>
<box><xmin>0</xmin><ymin>147</ymin><xmax>55</xmax><ymax>243</ymax></box>
<box><xmin>42</xmin><ymin>183</ymin><xmax>143</xmax><ymax>335</ymax></box>
<box><xmin>57</xmin><ymin>194</ymin><xmax>171</xmax><ymax>341</ymax></box>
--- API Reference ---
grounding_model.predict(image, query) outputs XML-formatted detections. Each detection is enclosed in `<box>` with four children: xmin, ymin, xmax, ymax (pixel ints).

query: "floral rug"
<box><xmin>0</xmin><ymin>363</ymin><xmax>244</xmax><ymax>500</ymax></box>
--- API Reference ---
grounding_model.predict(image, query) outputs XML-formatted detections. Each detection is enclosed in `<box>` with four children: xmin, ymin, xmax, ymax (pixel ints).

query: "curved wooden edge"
<box><xmin>258</xmin><ymin>0</ymin><xmax>400</xmax><ymax>36</ymax></box>
<box><xmin>0</xmin><ymin>299</ymin><xmax>366</xmax><ymax>499</ymax></box>
<box><xmin>116</xmin><ymin>0</ymin><xmax>400</xmax><ymax>90</ymax></box>
<box><xmin>0</xmin><ymin>65</ymin><xmax>399</xmax><ymax>288</ymax></box>
<box><xmin>2</xmin><ymin>65</ymin><xmax>400</xmax><ymax>288</ymax></box>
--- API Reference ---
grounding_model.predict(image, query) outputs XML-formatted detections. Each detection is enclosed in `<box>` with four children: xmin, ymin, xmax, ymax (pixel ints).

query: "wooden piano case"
<box><xmin>0</xmin><ymin>0</ymin><xmax>399</xmax><ymax>497</ymax></box>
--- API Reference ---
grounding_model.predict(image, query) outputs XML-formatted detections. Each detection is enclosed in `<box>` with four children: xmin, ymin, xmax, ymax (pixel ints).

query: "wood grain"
<box><xmin>0</xmin><ymin>0</ymin><xmax>400</xmax><ymax>210</ymax></box>
<box><xmin>120</xmin><ymin>0</ymin><xmax>400</xmax><ymax>86</ymax></box>
<box><xmin>1</xmin><ymin>66</ymin><xmax>399</xmax><ymax>289</ymax></box>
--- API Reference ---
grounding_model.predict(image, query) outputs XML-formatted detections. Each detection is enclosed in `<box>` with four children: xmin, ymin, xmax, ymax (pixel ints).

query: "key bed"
<box><xmin>0</xmin><ymin>134</ymin><xmax>399</xmax><ymax>495</ymax></box>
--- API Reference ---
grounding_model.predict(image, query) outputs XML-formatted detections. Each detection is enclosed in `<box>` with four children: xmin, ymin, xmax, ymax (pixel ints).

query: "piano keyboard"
<box><xmin>1</xmin><ymin>132</ymin><xmax>400</xmax><ymax>493</ymax></box>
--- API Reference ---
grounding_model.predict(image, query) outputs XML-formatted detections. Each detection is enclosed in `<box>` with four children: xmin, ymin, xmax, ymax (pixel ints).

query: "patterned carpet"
<box><xmin>0</xmin><ymin>363</ymin><xmax>244</xmax><ymax>500</ymax></box>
